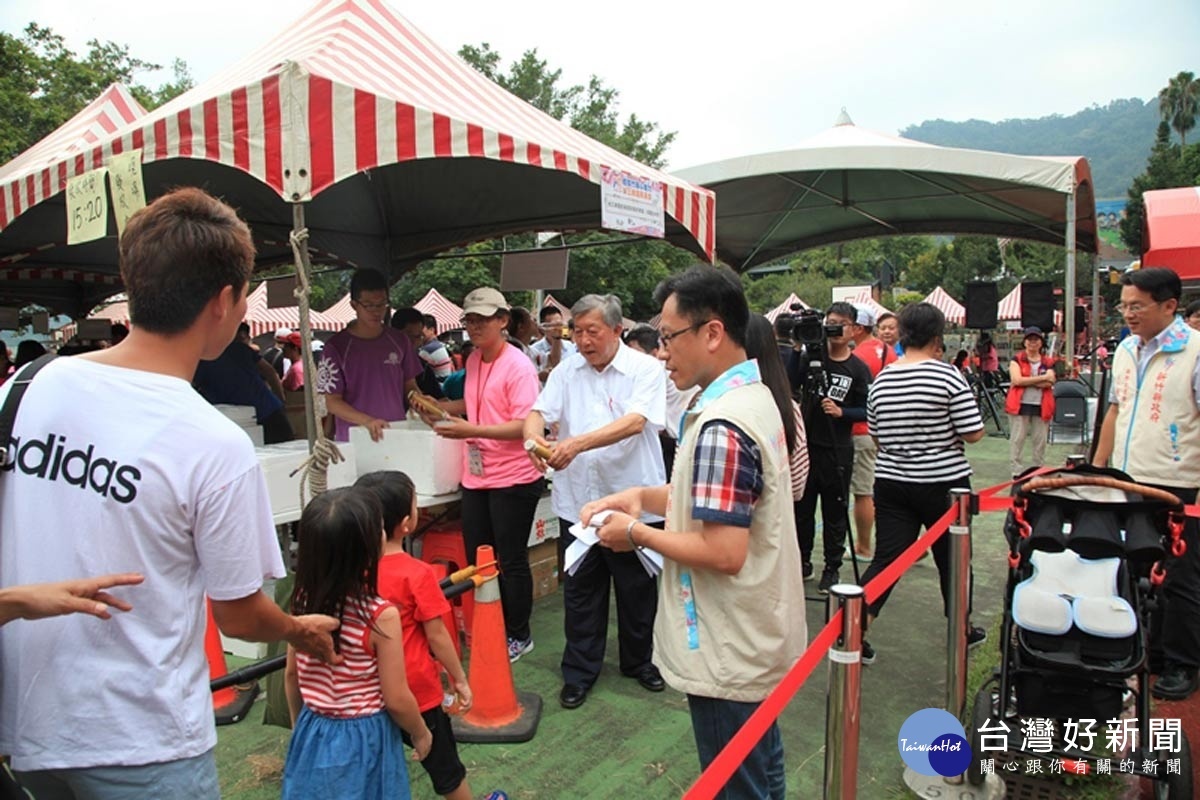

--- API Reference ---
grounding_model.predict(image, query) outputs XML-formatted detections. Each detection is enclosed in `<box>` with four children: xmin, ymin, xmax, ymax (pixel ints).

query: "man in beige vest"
<box><xmin>582</xmin><ymin>265</ymin><xmax>806</xmax><ymax>800</ymax></box>
<box><xmin>1094</xmin><ymin>266</ymin><xmax>1200</xmax><ymax>700</ymax></box>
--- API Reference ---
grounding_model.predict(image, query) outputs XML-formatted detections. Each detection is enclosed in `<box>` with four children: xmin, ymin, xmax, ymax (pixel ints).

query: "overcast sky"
<box><xmin>3</xmin><ymin>0</ymin><xmax>1197</xmax><ymax>170</ymax></box>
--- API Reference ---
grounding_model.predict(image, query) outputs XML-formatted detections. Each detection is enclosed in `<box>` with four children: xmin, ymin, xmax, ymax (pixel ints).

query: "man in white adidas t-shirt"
<box><xmin>0</xmin><ymin>188</ymin><xmax>339</xmax><ymax>799</ymax></box>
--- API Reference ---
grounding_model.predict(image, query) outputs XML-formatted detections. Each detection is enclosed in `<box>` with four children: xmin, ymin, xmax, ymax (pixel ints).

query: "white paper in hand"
<box><xmin>565</xmin><ymin>510</ymin><xmax>611</xmax><ymax>576</ymax></box>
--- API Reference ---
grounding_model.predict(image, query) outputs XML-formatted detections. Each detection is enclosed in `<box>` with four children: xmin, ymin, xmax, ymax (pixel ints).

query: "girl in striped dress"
<box><xmin>282</xmin><ymin>486</ymin><xmax>432</xmax><ymax>800</ymax></box>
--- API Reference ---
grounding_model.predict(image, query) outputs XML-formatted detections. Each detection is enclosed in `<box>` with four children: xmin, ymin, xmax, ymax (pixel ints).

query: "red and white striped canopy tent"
<box><xmin>847</xmin><ymin>287</ymin><xmax>891</xmax><ymax>319</ymax></box>
<box><xmin>242</xmin><ymin>282</ymin><xmax>344</xmax><ymax>338</ymax></box>
<box><xmin>322</xmin><ymin>293</ymin><xmax>356</xmax><ymax>327</ymax></box>
<box><xmin>413</xmin><ymin>288</ymin><xmax>463</xmax><ymax>333</ymax></box>
<box><xmin>923</xmin><ymin>286</ymin><xmax>966</xmax><ymax>325</ymax></box>
<box><xmin>0</xmin><ymin>0</ymin><xmax>714</xmax><ymax>319</ymax></box>
<box><xmin>997</xmin><ymin>283</ymin><xmax>1063</xmax><ymax>327</ymax></box>
<box><xmin>0</xmin><ymin>85</ymin><xmax>146</xmax><ymax>314</ymax></box>
<box><xmin>764</xmin><ymin>292</ymin><xmax>809</xmax><ymax>323</ymax></box>
<box><xmin>542</xmin><ymin>294</ymin><xmax>572</xmax><ymax>320</ymax></box>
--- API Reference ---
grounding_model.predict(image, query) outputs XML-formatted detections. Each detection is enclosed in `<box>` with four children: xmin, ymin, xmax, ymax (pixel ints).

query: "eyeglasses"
<box><xmin>658</xmin><ymin>320</ymin><xmax>712</xmax><ymax>348</ymax></box>
<box><xmin>353</xmin><ymin>300</ymin><xmax>389</xmax><ymax>312</ymax></box>
<box><xmin>461</xmin><ymin>315</ymin><xmax>495</xmax><ymax>327</ymax></box>
<box><xmin>1116</xmin><ymin>301</ymin><xmax>1161</xmax><ymax>316</ymax></box>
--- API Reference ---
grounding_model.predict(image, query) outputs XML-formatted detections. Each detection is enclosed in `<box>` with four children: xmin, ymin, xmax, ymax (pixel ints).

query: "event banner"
<box><xmin>600</xmin><ymin>167</ymin><xmax>665</xmax><ymax>238</ymax></box>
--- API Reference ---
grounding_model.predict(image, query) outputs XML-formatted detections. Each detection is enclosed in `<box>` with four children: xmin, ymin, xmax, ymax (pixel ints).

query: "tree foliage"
<box><xmin>1120</xmin><ymin>120</ymin><xmax>1200</xmax><ymax>254</ymax></box>
<box><xmin>1158</xmin><ymin>71</ymin><xmax>1200</xmax><ymax>148</ymax></box>
<box><xmin>0</xmin><ymin>24</ymin><xmax>194</xmax><ymax>162</ymax></box>
<box><xmin>458</xmin><ymin>43</ymin><xmax>674</xmax><ymax>168</ymax></box>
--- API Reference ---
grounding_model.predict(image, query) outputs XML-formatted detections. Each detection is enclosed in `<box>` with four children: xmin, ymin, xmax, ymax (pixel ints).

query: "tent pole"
<box><xmin>1064</xmin><ymin>191</ymin><xmax>1077</xmax><ymax>373</ymax></box>
<box><xmin>1090</xmin><ymin>251</ymin><xmax>1100</xmax><ymax>391</ymax></box>
<box><xmin>291</xmin><ymin>203</ymin><xmax>318</xmax><ymax>449</ymax></box>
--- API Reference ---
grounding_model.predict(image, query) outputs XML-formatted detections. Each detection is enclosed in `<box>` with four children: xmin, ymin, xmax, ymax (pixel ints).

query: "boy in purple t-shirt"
<box><xmin>315</xmin><ymin>269</ymin><xmax>423</xmax><ymax>441</ymax></box>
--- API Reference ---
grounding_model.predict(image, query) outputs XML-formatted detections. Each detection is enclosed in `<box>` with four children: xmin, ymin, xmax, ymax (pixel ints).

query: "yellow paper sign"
<box><xmin>66</xmin><ymin>168</ymin><xmax>109</xmax><ymax>245</ymax></box>
<box><xmin>108</xmin><ymin>149</ymin><xmax>146</xmax><ymax>235</ymax></box>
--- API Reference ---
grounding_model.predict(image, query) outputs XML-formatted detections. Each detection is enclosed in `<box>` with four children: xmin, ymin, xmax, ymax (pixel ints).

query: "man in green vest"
<box><xmin>582</xmin><ymin>264</ymin><xmax>806</xmax><ymax>800</ymax></box>
<box><xmin>1094</xmin><ymin>266</ymin><xmax>1200</xmax><ymax>700</ymax></box>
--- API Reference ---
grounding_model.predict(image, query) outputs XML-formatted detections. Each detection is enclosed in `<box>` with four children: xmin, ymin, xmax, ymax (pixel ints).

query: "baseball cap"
<box><xmin>284</xmin><ymin>332</ymin><xmax>303</xmax><ymax>348</ymax></box>
<box><xmin>855</xmin><ymin>306</ymin><xmax>877</xmax><ymax>327</ymax></box>
<box><xmin>462</xmin><ymin>287</ymin><xmax>508</xmax><ymax>317</ymax></box>
<box><xmin>274</xmin><ymin>327</ymin><xmax>292</xmax><ymax>341</ymax></box>
<box><xmin>1022</xmin><ymin>326</ymin><xmax>1045</xmax><ymax>340</ymax></box>
<box><xmin>311</xmin><ymin>339</ymin><xmax>324</xmax><ymax>352</ymax></box>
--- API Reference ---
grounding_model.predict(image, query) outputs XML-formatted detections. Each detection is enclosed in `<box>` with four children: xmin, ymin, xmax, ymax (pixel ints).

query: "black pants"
<box><xmin>795</xmin><ymin>446</ymin><xmax>852</xmax><ymax>571</ymax></box>
<box><xmin>558</xmin><ymin>517</ymin><xmax>658</xmax><ymax>688</ymax></box>
<box><xmin>861</xmin><ymin>477</ymin><xmax>974</xmax><ymax>619</ymax></box>
<box><xmin>261</xmin><ymin>408</ymin><xmax>294</xmax><ymax>444</ymax></box>
<box><xmin>1147</xmin><ymin>485</ymin><xmax>1200</xmax><ymax>672</ymax></box>
<box><xmin>460</xmin><ymin>478</ymin><xmax>546</xmax><ymax>642</ymax></box>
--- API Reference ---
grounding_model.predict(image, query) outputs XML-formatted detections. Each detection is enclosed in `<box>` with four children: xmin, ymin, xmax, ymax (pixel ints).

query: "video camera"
<box><xmin>785</xmin><ymin>306</ymin><xmax>844</xmax><ymax>347</ymax></box>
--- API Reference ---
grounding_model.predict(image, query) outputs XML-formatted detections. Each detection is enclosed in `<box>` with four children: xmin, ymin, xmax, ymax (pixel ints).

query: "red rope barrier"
<box><xmin>680</xmin><ymin>470</ymin><xmax>1197</xmax><ymax>799</ymax></box>
<box><xmin>682</xmin><ymin>614</ymin><xmax>843</xmax><ymax>800</ymax></box>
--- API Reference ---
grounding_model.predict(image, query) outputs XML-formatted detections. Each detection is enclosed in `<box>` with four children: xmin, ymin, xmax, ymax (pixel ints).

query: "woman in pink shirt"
<box><xmin>423</xmin><ymin>287</ymin><xmax>545</xmax><ymax>662</ymax></box>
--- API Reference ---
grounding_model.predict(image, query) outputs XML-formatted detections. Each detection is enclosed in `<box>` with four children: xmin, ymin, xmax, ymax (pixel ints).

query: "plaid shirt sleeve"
<box><xmin>690</xmin><ymin>420</ymin><xmax>764</xmax><ymax>527</ymax></box>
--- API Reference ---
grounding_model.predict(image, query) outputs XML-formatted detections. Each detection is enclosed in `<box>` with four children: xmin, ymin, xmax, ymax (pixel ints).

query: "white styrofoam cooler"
<box><xmin>216</xmin><ymin>404</ymin><xmax>264</xmax><ymax>446</ymax></box>
<box><xmin>255</xmin><ymin>440</ymin><xmax>358</xmax><ymax>524</ymax></box>
<box><xmin>349</xmin><ymin>421</ymin><xmax>463</xmax><ymax>497</ymax></box>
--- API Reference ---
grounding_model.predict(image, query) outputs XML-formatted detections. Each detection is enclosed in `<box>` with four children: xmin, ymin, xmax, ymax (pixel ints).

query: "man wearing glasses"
<box><xmin>316</xmin><ymin>268</ymin><xmax>423</xmax><ymax>442</ymax></box>
<box><xmin>581</xmin><ymin>266</ymin><xmax>805</xmax><ymax>799</ymax></box>
<box><xmin>1094</xmin><ymin>266</ymin><xmax>1200</xmax><ymax>700</ymax></box>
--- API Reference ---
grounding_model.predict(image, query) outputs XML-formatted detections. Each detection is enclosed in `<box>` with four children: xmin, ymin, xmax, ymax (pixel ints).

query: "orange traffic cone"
<box><xmin>451</xmin><ymin>545</ymin><xmax>542</xmax><ymax>743</ymax></box>
<box><xmin>205</xmin><ymin>598</ymin><xmax>260</xmax><ymax>725</ymax></box>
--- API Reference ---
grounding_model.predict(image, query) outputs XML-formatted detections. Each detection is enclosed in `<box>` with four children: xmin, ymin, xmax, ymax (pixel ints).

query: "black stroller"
<box><xmin>967</xmin><ymin>465</ymin><xmax>1193</xmax><ymax>797</ymax></box>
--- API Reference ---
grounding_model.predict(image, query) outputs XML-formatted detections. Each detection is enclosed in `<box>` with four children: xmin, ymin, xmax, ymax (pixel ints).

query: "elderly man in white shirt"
<box><xmin>524</xmin><ymin>294</ymin><xmax>667</xmax><ymax>711</ymax></box>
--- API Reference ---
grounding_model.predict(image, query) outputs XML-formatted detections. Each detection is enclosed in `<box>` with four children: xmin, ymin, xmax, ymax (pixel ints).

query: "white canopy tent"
<box><xmin>676</xmin><ymin>111</ymin><xmax>1097</xmax><ymax>364</ymax></box>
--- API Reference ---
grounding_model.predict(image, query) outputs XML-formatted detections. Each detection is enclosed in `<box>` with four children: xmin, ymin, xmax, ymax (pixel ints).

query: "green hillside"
<box><xmin>901</xmin><ymin>98</ymin><xmax>1160</xmax><ymax>200</ymax></box>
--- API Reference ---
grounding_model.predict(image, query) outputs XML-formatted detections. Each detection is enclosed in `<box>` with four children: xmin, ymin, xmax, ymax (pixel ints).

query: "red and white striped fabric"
<box><xmin>0</xmin><ymin>0</ymin><xmax>714</xmax><ymax>260</ymax></box>
<box><xmin>543</xmin><ymin>294</ymin><xmax>572</xmax><ymax>320</ymax></box>
<box><xmin>997</xmin><ymin>283</ymin><xmax>1062</xmax><ymax>327</ymax></box>
<box><xmin>997</xmin><ymin>284</ymin><xmax>1021</xmax><ymax>321</ymax></box>
<box><xmin>847</xmin><ymin>288</ymin><xmax>891</xmax><ymax>319</ymax></box>
<box><xmin>0</xmin><ymin>84</ymin><xmax>146</xmax><ymax>192</ymax></box>
<box><xmin>243</xmin><ymin>282</ymin><xmax>345</xmax><ymax>338</ymax></box>
<box><xmin>413</xmin><ymin>287</ymin><xmax>463</xmax><ymax>333</ymax></box>
<box><xmin>323</xmin><ymin>292</ymin><xmax>355</xmax><ymax>326</ymax></box>
<box><xmin>764</xmin><ymin>292</ymin><xmax>809</xmax><ymax>323</ymax></box>
<box><xmin>922</xmin><ymin>286</ymin><xmax>965</xmax><ymax>325</ymax></box>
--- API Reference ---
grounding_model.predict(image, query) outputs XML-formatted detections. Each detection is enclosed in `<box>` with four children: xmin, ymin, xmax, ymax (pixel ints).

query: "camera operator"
<box><xmin>788</xmin><ymin>302</ymin><xmax>871</xmax><ymax>591</ymax></box>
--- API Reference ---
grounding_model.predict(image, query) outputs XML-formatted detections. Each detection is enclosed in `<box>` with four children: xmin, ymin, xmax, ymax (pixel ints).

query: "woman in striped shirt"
<box><xmin>283</xmin><ymin>487</ymin><xmax>431</xmax><ymax>800</ymax></box>
<box><xmin>857</xmin><ymin>303</ymin><xmax>986</xmax><ymax>664</ymax></box>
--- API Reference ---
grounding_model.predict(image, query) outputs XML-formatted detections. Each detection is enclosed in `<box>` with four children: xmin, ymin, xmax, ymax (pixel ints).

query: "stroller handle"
<box><xmin>1019</xmin><ymin>474</ymin><xmax>1183</xmax><ymax>508</ymax></box>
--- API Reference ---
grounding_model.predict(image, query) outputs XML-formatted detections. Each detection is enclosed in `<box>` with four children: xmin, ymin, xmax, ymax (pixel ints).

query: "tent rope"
<box><xmin>289</xmin><ymin>225</ymin><xmax>342</xmax><ymax>506</ymax></box>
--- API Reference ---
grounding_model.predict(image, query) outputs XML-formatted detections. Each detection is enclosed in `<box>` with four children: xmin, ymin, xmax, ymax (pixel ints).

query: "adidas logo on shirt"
<box><xmin>3</xmin><ymin>432</ymin><xmax>142</xmax><ymax>503</ymax></box>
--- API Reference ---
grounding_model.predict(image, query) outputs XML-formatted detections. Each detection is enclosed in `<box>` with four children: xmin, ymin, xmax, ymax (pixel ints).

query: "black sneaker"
<box><xmin>861</xmin><ymin>640</ymin><xmax>876</xmax><ymax>665</ymax></box>
<box><xmin>802</xmin><ymin>562</ymin><xmax>814</xmax><ymax>581</ymax></box>
<box><xmin>967</xmin><ymin>626</ymin><xmax>987</xmax><ymax>650</ymax></box>
<box><xmin>817</xmin><ymin>569</ymin><xmax>838</xmax><ymax>595</ymax></box>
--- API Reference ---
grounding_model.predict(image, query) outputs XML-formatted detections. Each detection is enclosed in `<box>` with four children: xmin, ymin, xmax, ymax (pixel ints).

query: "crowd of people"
<box><xmin>3</xmin><ymin>185</ymin><xmax>1200</xmax><ymax>800</ymax></box>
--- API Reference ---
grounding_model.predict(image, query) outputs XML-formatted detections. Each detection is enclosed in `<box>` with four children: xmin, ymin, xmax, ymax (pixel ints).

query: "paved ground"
<box><xmin>215</xmin><ymin>435</ymin><xmax>1195</xmax><ymax>799</ymax></box>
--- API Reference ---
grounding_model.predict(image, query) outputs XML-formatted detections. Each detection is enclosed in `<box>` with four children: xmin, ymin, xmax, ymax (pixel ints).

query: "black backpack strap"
<box><xmin>0</xmin><ymin>353</ymin><xmax>57</xmax><ymax>467</ymax></box>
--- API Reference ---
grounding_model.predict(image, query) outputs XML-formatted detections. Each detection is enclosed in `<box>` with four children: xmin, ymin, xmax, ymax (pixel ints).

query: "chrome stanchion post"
<box><xmin>945</xmin><ymin>488</ymin><xmax>973</xmax><ymax>785</ymax></box>
<box><xmin>824</xmin><ymin>584</ymin><xmax>864</xmax><ymax>800</ymax></box>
